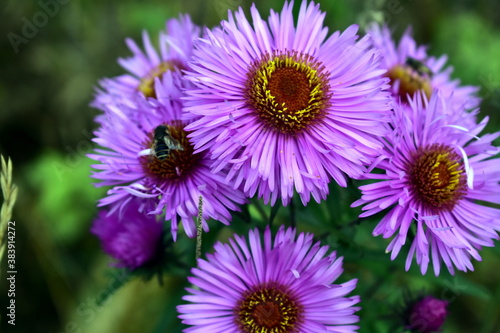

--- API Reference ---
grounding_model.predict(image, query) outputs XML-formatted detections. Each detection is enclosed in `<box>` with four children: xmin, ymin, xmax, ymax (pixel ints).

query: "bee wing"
<box><xmin>163</xmin><ymin>133</ymin><xmax>184</xmax><ymax>151</ymax></box>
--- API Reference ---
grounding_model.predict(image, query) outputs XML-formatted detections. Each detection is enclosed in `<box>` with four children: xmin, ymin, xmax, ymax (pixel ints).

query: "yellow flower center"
<box><xmin>245</xmin><ymin>51</ymin><xmax>331</xmax><ymax>135</ymax></box>
<box><xmin>236</xmin><ymin>284</ymin><xmax>302</xmax><ymax>333</ymax></box>
<box><xmin>138</xmin><ymin>60</ymin><xmax>185</xmax><ymax>98</ymax></box>
<box><xmin>387</xmin><ymin>57</ymin><xmax>432</xmax><ymax>102</ymax></box>
<box><xmin>409</xmin><ymin>143</ymin><xmax>467</xmax><ymax>210</ymax></box>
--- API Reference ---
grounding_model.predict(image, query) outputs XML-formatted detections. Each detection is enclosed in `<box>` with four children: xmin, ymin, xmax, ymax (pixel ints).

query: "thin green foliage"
<box><xmin>0</xmin><ymin>155</ymin><xmax>18</xmax><ymax>272</ymax></box>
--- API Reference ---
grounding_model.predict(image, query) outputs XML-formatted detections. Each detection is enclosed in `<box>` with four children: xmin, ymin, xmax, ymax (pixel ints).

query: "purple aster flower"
<box><xmin>351</xmin><ymin>91</ymin><xmax>500</xmax><ymax>275</ymax></box>
<box><xmin>405</xmin><ymin>296</ymin><xmax>448</xmax><ymax>333</ymax></box>
<box><xmin>93</xmin><ymin>14</ymin><xmax>200</xmax><ymax>108</ymax></box>
<box><xmin>367</xmin><ymin>24</ymin><xmax>480</xmax><ymax>117</ymax></box>
<box><xmin>183</xmin><ymin>1</ymin><xmax>391</xmax><ymax>206</ymax></box>
<box><xmin>91</xmin><ymin>199</ymin><xmax>164</xmax><ymax>270</ymax></box>
<box><xmin>89</xmin><ymin>75</ymin><xmax>246</xmax><ymax>240</ymax></box>
<box><xmin>177</xmin><ymin>226</ymin><xmax>361</xmax><ymax>332</ymax></box>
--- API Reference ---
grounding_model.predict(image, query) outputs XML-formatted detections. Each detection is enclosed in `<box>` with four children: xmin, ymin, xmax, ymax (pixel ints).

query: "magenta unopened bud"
<box><xmin>91</xmin><ymin>200</ymin><xmax>164</xmax><ymax>270</ymax></box>
<box><xmin>407</xmin><ymin>296</ymin><xmax>448</xmax><ymax>332</ymax></box>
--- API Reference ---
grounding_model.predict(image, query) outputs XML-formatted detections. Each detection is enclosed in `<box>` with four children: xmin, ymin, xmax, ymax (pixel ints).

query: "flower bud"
<box><xmin>406</xmin><ymin>296</ymin><xmax>448</xmax><ymax>332</ymax></box>
<box><xmin>91</xmin><ymin>201</ymin><xmax>164</xmax><ymax>270</ymax></box>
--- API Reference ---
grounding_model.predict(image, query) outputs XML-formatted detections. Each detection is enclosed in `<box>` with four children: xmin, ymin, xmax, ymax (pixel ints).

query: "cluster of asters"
<box><xmin>89</xmin><ymin>1</ymin><xmax>499</xmax><ymax>332</ymax></box>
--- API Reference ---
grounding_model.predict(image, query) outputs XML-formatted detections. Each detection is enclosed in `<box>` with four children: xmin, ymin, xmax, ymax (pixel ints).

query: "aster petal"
<box><xmin>178</xmin><ymin>226</ymin><xmax>360</xmax><ymax>332</ymax></box>
<box><xmin>184</xmin><ymin>0</ymin><xmax>391</xmax><ymax>205</ymax></box>
<box><xmin>353</xmin><ymin>91</ymin><xmax>500</xmax><ymax>275</ymax></box>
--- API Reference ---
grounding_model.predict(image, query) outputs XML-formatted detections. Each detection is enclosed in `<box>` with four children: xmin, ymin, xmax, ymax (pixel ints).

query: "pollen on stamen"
<box><xmin>408</xmin><ymin>143</ymin><xmax>467</xmax><ymax>211</ymax></box>
<box><xmin>245</xmin><ymin>51</ymin><xmax>331</xmax><ymax>135</ymax></box>
<box><xmin>138</xmin><ymin>60</ymin><xmax>185</xmax><ymax>98</ymax></box>
<box><xmin>387</xmin><ymin>57</ymin><xmax>433</xmax><ymax>102</ymax></box>
<box><xmin>236</xmin><ymin>284</ymin><xmax>302</xmax><ymax>333</ymax></box>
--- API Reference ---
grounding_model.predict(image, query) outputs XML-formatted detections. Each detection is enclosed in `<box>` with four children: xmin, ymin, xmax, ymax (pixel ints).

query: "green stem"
<box><xmin>252</xmin><ymin>198</ymin><xmax>268</xmax><ymax>222</ymax></box>
<box><xmin>289</xmin><ymin>197</ymin><xmax>295</xmax><ymax>228</ymax></box>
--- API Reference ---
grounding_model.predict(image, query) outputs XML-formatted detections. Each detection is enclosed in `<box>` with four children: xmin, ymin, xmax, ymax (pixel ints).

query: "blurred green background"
<box><xmin>1</xmin><ymin>0</ymin><xmax>500</xmax><ymax>332</ymax></box>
